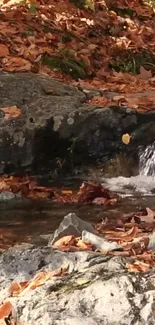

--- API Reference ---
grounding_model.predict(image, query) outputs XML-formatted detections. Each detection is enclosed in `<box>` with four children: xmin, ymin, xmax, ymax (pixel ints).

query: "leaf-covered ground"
<box><xmin>1</xmin><ymin>0</ymin><xmax>155</xmax><ymax>98</ymax></box>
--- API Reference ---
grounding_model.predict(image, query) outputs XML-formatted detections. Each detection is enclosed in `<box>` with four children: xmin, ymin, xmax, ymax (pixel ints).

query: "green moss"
<box><xmin>109</xmin><ymin>50</ymin><xmax>155</xmax><ymax>75</ymax></box>
<box><xmin>69</xmin><ymin>0</ymin><xmax>94</xmax><ymax>10</ymax></box>
<box><xmin>42</xmin><ymin>53</ymin><xmax>88</xmax><ymax>80</ymax></box>
<box><xmin>108</xmin><ymin>6</ymin><xmax>134</xmax><ymax>18</ymax></box>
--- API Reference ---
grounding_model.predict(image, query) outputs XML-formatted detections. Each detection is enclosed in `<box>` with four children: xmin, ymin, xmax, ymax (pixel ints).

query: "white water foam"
<box><xmin>139</xmin><ymin>142</ymin><xmax>155</xmax><ymax>176</ymax></box>
<box><xmin>102</xmin><ymin>142</ymin><xmax>155</xmax><ymax>195</ymax></box>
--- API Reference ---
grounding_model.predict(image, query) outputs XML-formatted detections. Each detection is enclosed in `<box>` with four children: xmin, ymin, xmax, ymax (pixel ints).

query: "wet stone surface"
<box><xmin>0</xmin><ymin>72</ymin><xmax>155</xmax><ymax>175</ymax></box>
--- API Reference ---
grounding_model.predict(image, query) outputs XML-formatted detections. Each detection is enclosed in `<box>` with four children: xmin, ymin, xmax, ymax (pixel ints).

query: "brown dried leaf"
<box><xmin>0</xmin><ymin>105</ymin><xmax>21</xmax><ymax>120</ymax></box>
<box><xmin>0</xmin><ymin>44</ymin><xmax>9</xmax><ymax>57</ymax></box>
<box><xmin>106</xmin><ymin>226</ymin><xmax>139</xmax><ymax>242</ymax></box>
<box><xmin>140</xmin><ymin>207</ymin><xmax>155</xmax><ymax>224</ymax></box>
<box><xmin>77</xmin><ymin>181</ymin><xmax>113</xmax><ymax>203</ymax></box>
<box><xmin>0</xmin><ymin>301</ymin><xmax>12</xmax><ymax>319</ymax></box>
<box><xmin>138</xmin><ymin>66</ymin><xmax>152</xmax><ymax>80</ymax></box>
<box><xmin>10</xmin><ymin>266</ymin><xmax>68</xmax><ymax>296</ymax></box>
<box><xmin>76</xmin><ymin>239</ymin><xmax>93</xmax><ymax>250</ymax></box>
<box><xmin>126</xmin><ymin>260</ymin><xmax>151</xmax><ymax>272</ymax></box>
<box><xmin>9</xmin><ymin>281</ymin><xmax>28</xmax><ymax>296</ymax></box>
<box><xmin>52</xmin><ymin>235</ymin><xmax>75</xmax><ymax>248</ymax></box>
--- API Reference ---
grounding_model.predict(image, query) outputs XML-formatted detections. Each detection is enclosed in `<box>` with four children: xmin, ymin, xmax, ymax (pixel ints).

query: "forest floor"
<box><xmin>0</xmin><ymin>0</ymin><xmax>155</xmax><ymax>103</ymax></box>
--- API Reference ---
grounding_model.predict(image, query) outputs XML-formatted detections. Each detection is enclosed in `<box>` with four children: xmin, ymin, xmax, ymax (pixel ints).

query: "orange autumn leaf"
<box><xmin>27</xmin><ymin>267</ymin><xmax>68</xmax><ymax>290</ymax></box>
<box><xmin>52</xmin><ymin>235</ymin><xmax>75</xmax><ymax>248</ymax></box>
<box><xmin>0</xmin><ymin>301</ymin><xmax>12</xmax><ymax>319</ymax></box>
<box><xmin>126</xmin><ymin>261</ymin><xmax>151</xmax><ymax>272</ymax></box>
<box><xmin>9</xmin><ymin>281</ymin><xmax>28</xmax><ymax>296</ymax></box>
<box><xmin>76</xmin><ymin>239</ymin><xmax>93</xmax><ymax>250</ymax></box>
<box><xmin>0</xmin><ymin>44</ymin><xmax>9</xmax><ymax>57</ymax></box>
<box><xmin>61</xmin><ymin>190</ymin><xmax>73</xmax><ymax>195</ymax></box>
<box><xmin>10</xmin><ymin>266</ymin><xmax>68</xmax><ymax>296</ymax></box>
<box><xmin>25</xmin><ymin>272</ymin><xmax>54</xmax><ymax>290</ymax></box>
<box><xmin>0</xmin><ymin>106</ymin><xmax>21</xmax><ymax>120</ymax></box>
<box><xmin>105</xmin><ymin>226</ymin><xmax>139</xmax><ymax>242</ymax></box>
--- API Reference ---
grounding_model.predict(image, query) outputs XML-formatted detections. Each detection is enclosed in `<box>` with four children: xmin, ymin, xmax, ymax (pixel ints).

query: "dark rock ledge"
<box><xmin>0</xmin><ymin>72</ymin><xmax>155</xmax><ymax>176</ymax></box>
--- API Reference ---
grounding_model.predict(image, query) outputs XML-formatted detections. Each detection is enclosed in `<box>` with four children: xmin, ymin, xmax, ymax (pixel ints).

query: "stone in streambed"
<box><xmin>82</xmin><ymin>230</ymin><xmax>122</xmax><ymax>251</ymax></box>
<box><xmin>48</xmin><ymin>213</ymin><xmax>97</xmax><ymax>245</ymax></box>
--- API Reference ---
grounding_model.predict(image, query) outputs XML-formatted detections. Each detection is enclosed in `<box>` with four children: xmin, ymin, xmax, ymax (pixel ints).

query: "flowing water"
<box><xmin>1</xmin><ymin>142</ymin><xmax>155</xmax><ymax>249</ymax></box>
<box><xmin>102</xmin><ymin>142</ymin><xmax>155</xmax><ymax>196</ymax></box>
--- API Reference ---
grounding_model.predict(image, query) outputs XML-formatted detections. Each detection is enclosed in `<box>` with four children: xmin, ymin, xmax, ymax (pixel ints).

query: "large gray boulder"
<box><xmin>0</xmin><ymin>244</ymin><xmax>155</xmax><ymax>325</ymax></box>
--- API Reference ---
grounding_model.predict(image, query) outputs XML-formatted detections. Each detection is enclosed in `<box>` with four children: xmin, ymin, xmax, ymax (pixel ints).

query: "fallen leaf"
<box><xmin>0</xmin><ymin>106</ymin><xmax>21</xmax><ymax>120</ymax></box>
<box><xmin>122</xmin><ymin>133</ymin><xmax>131</xmax><ymax>145</ymax></box>
<box><xmin>126</xmin><ymin>260</ymin><xmax>151</xmax><ymax>272</ymax></box>
<box><xmin>0</xmin><ymin>301</ymin><xmax>12</xmax><ymax>319</ymax></box>
<box><xmin>76</xmin><ymin>238</ymin><xmax>92</xmax><ymax>250</ymax></box>
<box><xmin>61</xmin><ymin>190</ymin><xmax>73</xmax><ymax>195</ymax></box>
<box><xmin>106</xmin><ymin>226</ymin><xmax>139</xmax><ymax>242</ymax></box>
<box><xmin>77</xmin><ymin>181</ymin><xmax>115</xmax><ymax>203</ymax></box>
<box><xmin>10</xmin><ymin>266</ymin><xmax>68</xmax><ymax>296</ymax></box>
<box><xmin>9</xmin><ymin>281</ymin><xmax>28</xmax><ymax>296</ymax></box>
<box><xmin>0</xmin><ymin>44</ymin><xmax>9</xmax><ymax>57</ymax></box>
<box><xmin>140</xmin><ymin>207</ymin><xmax>155</xmax><ymax>224</ymax></box>
<box><xmin>52</xmin><ymin>235</ymin><xmax>75</xmax><ymax>248</ymax></box>
<box><xmin>138</xmin><ymin>66</ymin><xmax>152</xmax><ymax>80</ymax></box>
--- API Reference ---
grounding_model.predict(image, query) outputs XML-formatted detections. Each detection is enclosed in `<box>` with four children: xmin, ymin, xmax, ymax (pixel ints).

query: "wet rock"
<box><xmin>1</xmin><ymin>244</ymin><xmax>155</xmax><ymax>324</ymax></box>
<box><xmin>0</xmin><ymin>72</ymin><xmax>155</xmax><ymax>175</ymax></box>
<box><xmin>82</xmin><ymin>230</ymin><xmax>122</xmax><ymax>251</ymax></box>
<box><xmin>49</xmin><ymin>213</ymin><xmax>97</xmax><ymax>245</ymax></box>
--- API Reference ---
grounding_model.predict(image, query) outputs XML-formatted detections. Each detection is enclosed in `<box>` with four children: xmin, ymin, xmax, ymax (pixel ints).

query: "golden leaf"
<box><xmin>122</xmin><ymin>133</ymin><xmax>131</xmax><ymax>145</ymax></box>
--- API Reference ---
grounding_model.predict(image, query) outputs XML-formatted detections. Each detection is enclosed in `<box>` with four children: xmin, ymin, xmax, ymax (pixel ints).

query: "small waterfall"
<box><xmin>102</xmin><ymin>142</ymin><xmax>155</xmax><ymax>195</ymax></box>
<box><xmin>139</xmin><ymin>142</ymin><xmax>155</xmax><ymax>176</ymax></box>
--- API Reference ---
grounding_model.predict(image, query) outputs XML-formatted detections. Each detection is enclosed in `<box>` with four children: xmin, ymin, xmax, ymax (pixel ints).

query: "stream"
<box><xmin>1</xmin><ymin>143</ymin><xmax>155</xmax><ymax>249</ymax></box>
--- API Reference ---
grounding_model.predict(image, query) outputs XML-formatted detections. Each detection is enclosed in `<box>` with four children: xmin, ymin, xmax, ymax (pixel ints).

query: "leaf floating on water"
<box><xmin>122</xmin><ymin>133</ymin><xmax>131</xmax><ymax>145</ymax></box>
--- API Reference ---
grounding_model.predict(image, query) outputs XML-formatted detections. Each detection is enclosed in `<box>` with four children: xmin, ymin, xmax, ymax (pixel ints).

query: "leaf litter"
<box><xmin>0</xmin><ymin>0</ymin><xmax>155</xmax><ymax>109</ymax></box>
